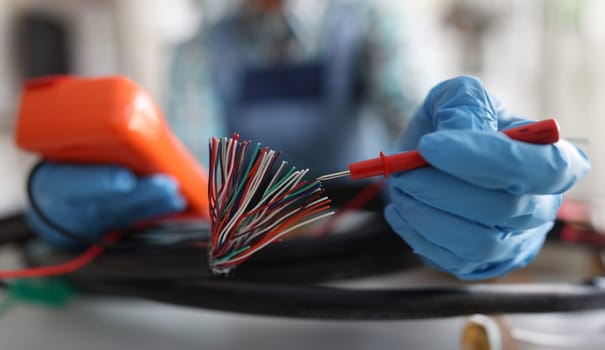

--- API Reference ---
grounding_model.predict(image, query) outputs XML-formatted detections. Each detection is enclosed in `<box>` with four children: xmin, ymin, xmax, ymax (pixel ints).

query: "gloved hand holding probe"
<box><xmin>384</xmin><ymin>76</ymin><xmax>591</xmax><ymax>280</ymax></box>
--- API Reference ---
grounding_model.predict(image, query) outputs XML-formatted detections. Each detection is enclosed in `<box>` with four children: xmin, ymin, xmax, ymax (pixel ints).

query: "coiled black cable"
<box><xmin>15</xmin><ymin>168</ymin><xmax>605</xmax><ymax>320</ymax></box>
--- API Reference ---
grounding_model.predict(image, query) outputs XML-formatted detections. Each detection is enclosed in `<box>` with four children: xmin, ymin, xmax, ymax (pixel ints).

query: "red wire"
<box><xmin>214</xmin><ymin>179</ymin><xmax>318</xmax><ymax>257</ymax></box>
<box><xmin>217</xmin><ymin>138</ymin><xmax>239</xmax><ymax>209</ymax></box>
<box><xmin>0</xmin><ymin>230</ymin><xmax>124</xmax><ymax>279</ymax></box>
<box><xmin>219</xmin><ymin>203</ymin><xmax>332</xmax><ymax>266</ymax></box>
<box><xmin>208</xmin><ymin>137</ymin><xmax>218</xmax><ymax>216</ymax></box>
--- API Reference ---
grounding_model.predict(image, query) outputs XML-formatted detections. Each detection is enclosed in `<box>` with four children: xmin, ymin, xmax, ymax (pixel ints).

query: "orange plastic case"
<box><xmin>15</xmin><ymin>75</ymin><xmax>210</xmax><ymax>220</ymax></box>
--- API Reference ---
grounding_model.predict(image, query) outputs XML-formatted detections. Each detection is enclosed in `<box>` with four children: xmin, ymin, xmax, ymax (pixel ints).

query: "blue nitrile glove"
<box><xmin>26</xmin><ymin>163</ymin><xmax>187</xmax><ymax>247</ymax></box>
<box><xmin>385</xmin><ymin>76</ymin><xmax>591</xmax><ymax>280</ymax></box>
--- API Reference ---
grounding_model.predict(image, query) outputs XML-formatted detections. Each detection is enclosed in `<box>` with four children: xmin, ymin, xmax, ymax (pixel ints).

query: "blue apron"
<box><xmin>207</xmin><ymin>4</ymin><xmax>382</xmax><ymax>176</ymax></box>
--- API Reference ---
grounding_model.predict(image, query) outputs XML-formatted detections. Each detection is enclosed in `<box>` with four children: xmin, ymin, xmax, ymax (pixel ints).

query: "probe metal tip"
<box><xmin>317</xmin><ymin>170</ymin><xmax>350</xmax><ymax>181</ymax></box>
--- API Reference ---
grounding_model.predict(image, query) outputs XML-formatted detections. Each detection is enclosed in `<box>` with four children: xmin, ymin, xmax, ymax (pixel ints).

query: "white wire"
<box><xmin>263</xmin><ymin>161</ymin><xmax>287</xmax><ymax>197</ymax></box>
<box><xmin>219</xmin><ymin>211</ymin><xmax>335</xmax><ymax>264</ymax></box>
<box><xmin>217</xmin><ymin>149</ymin><xmax>275</xmax><ymax>245</ymax></box>
<box><xmin>235</xmin><ymin>170</ymin><xmax>311</xmax><ymax>236</ymax></box>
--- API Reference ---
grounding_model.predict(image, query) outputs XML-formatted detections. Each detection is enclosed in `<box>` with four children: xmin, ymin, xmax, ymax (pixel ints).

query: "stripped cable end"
<box><xmin>208</xmin><ymin>133</ymin><xmax>333</xmax><ymax>274</ymax></box>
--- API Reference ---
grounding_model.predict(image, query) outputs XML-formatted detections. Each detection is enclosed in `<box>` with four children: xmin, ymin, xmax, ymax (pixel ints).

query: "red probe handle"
<box><xmin>348</xmin><ymin>118</ymin><xmax>560</xmax><ymax>180</ymax></box>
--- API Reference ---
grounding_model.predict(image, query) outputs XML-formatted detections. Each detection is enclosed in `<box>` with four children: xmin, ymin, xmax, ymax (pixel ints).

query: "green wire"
<box><xmin>0</xmin><ymin>277</ymin><xmax>76</xmax><ymax>320</ymax></box>
<box><xmin>263</xmin><ymin>166</ymin><xmax>296</xmax><ymax>200</ymax></box>
<box><xmin>214</xmin><ymin>245</ymin><xmax>251</xmax><ymax>263</ymax></box>
<box><xmin>240</xmin><ymin>216</ymin><xmax>255</xmax><ymax>227</ymax></box>
<box><xmin>10</xmin><ymin>278</ymin><xmax>76</xmax><ymax>308</ymax></box>
<box><xmin>222</xmin><ymin>143</ymin><xmax>261</xmax><ymax>217</ymax></box>
<box><xmin>284</xmin><ymin>181</ymin><xmax>317</xmax><ymax>200</ymax></box>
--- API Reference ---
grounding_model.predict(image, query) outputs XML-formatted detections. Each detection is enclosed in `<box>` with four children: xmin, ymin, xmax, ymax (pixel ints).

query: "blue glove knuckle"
<box><xmin>496</xmin><ymin>200</ymin><xmax>531</xmax><ymax>226</ymax></box>
<box><xmin>145</xmin><ymin>174</ymin><xmax>180</xmax><ymax>191</ymax></box>
<box><xmin>449</xmin><ymin>75</ymin><xmax>483</xmax><ymax>88</ymax></box>
<box><xmin>428</xmin><ymin>75</ymin><xmax>483</xmax><ymax>102</ymax></box>
<box><xmin>464</xmin><ymin>225</ymin><xmax>549</xmax><ymax>279</ymax></box>
<box><xmin>407</xmin><ymin>76</ymin><xmax>501</xmax><ymax>150</ymax></box>
<box><xmin>428</xmin><ymin>75</ymin><xmax>483</xmax><ymax>108</ymax></box>
<box><xmin>457</xmin><ymin>232</ymin><xmax>514</xmax><ymax>263</ymax></box>
<box><xmin>525</xmin><ymin>194</ymin><xmax>561</xmax><ymax>226</ymax></box>
<box><xmin>104</xmin><ymin>167</ymin><xmax>137</xmax><ymax>191</ymax></box>
<box><xmin>424</xmin><ymin>76</ymin><xmax>502</xmax><ymax>133</ymax></box>
<box><xmin>396</xmin><ymin>111</ymin><xmax>433</xmax><ymax>150</ymax></box>
<box><xmin>546</xmin><ymin>143</ymin><xmax>591</xmax><ymax>194</ymax></box>
<box><xmin>392</xmin><ymin>168</ymin><xmax>524</xmax><ymax>229</ymax></box>
<box><xmin>134</xmin><ymin>175</ymin><xmax>182</xmax><ymax>202</ymax></box>
<box><xmin>496</xmin><ymin>195</ymin><xmax>558</xmax><ymax>230</ymax></box>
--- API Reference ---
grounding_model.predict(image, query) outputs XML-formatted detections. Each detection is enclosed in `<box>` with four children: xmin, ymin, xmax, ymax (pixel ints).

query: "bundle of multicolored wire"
<box><xmin>208</xmin><ymin>134</ymin><xmax>333</xmax><ymax>274</ymax></box>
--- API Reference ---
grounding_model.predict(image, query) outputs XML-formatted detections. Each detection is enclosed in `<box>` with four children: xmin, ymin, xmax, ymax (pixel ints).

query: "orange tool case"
<box><xmin>15</xmin><ymin>75</ymin><xmax>210</xmax><ymax>220</ymax></box>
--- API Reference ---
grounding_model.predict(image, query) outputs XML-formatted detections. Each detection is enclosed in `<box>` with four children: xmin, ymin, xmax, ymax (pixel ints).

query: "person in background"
<box><xmin>26</xmin><ymin>0</ymin><xmax>590</xmax><ymax>280</ymax></box>
<box><xmin>166</xmin><ymin>0</ymin><xmax>421</xmax><ymax>175</ymax></box>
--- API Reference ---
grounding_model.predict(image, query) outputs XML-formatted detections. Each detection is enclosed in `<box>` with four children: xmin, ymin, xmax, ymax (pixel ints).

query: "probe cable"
<box><xmin>0</xmin><ymin>230</ymin><xmax>123</xmax><ymax>279</ymax></box>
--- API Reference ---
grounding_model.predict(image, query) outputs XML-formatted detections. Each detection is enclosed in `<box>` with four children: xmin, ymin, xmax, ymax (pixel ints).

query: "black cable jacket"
<box><xmin>23</xmin><ymin>214</ymin><xmax>605</xmax><ymax>319</ymax></box>
<box><xmin>17</xmin><ymin>173</ymin><xmax>605</xmax><ymax>320</ymax></box>
<box><xmin>25</xmin><ymin>242</ymin><xmax>418</xmax><ymax>283</ymax></box>
<box><xmin>18</xmin><ymin>222</ymin><xmax>605</xmax><ymax>319</ymax></box>
<box><xmin>71</xmin><ymin>277</ymin><xmax>605</xmax><ymax>320</ymax></box>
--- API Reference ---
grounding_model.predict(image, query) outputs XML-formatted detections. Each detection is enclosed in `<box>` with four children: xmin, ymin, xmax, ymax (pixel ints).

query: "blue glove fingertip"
<box><xmin>170</xmin><ymin>194</ymin><xmax>187</xmax><ymax>211</ymax></box>
<box><xmin>111</xmin><ymin>174</ymin><xmax>188</xmax><ymax>226</ymax></box>
<box><xmin>424</xmin><ymin>76</ymin><xmax>499</xmax><ymax>131</ymax></box>
<box><xmin>425</xmin><ymin>76</ymin><xmax>483</xmax><ymax>111</ymax></box>
<box><xmin>145</xmin><ymin>175</ymin><xmax>188</xmax><ymax>211</ymax></box>
<box><xmin>144</xmin><ymin>174</ymin><xmax>181</xmax><ymax>193</ymax></box>
<box><xmin>110</xmin><ymin>168</ymin><xmax>138</xmax><ymax>192</ymax></box>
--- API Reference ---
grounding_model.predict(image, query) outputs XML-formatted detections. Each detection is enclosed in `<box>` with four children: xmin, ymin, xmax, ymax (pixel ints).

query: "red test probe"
<box><xmin>316</xmin><ymin>119</ymin><xmax>560</xmax><ymax>181</ymax></box>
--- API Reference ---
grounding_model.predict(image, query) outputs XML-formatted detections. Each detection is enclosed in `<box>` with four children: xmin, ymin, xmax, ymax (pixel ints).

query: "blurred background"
<box><xmin>2</xmin><ymin>0</ymin><xmax>604</xmax><ymax>216</ymax></box>
<box><xmin>1</xmin><ymin>0</ymin><xmax>605</xmax><ymax>349</ymax></box>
